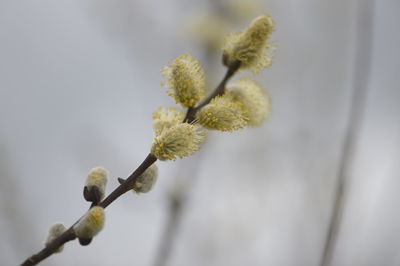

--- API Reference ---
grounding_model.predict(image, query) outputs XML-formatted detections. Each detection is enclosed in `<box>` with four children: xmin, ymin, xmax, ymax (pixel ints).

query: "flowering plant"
<box><xmin>21</xmin><ymin>13</ymin><xmax>276</xmax><ymax>266</ymax></box>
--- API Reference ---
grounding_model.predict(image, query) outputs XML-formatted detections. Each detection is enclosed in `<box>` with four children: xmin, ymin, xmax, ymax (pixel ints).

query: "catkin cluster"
<box><xmin>151</xmin><ymin>14</ymin><xmax>274</xmax><ymax>160</ymax></box>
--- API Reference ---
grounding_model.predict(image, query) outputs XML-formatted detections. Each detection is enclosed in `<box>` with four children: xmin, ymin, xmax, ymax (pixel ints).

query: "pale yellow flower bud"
<box><xmin>227</xmin><ymin>78</ymin><xmax>271</xmax><ymax>127</ymax></box>
<box><xmin>152</xmin><ymin>107</ymin><xmax>185</xmax><ymax>135</ymax></box>
<box><xmin>222</xmin><ymin>14</ymin><xmax>275</xmax><ymax>72</ymax></box>
<box><xmin>73</xmin><ymin>207</ymin><xmax>105</xmax><ymax>240</ymax></box>
<box><xmin>44</xmin><ymin>223</ymin><xmax>67</xmax><ymax>253</ymax></box>
<box><xmin>162</xmin><ymin>53</ymin><xmax>205</xmax><ymax>107</ymax></box>
<box><xmin>132</xmin><ymin>164</ymin><xmax>158</xmax><ymax>193</ymax></box>
<box><xmin>84</xmin><ymin>167</ymin><xmax>108</xmax><ymax>204</ymax></box>
<box><xmin>151</xmin><ymin>123</ymin><xmax>206</xmax><ymax>160</ymax></box>
<box><xmin>196</xmin><ymin>95</ymin><xmax>248</xmax><ymax>131</ymax></box>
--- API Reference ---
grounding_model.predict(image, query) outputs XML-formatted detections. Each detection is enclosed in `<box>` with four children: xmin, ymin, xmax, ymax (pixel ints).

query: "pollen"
<box><xmin>227</xmin><ymin>78</ymin><xmax>271</xmax><ymax>127</ymax></box>
<box><xmin>222</xmin><ymin>13</ymin><xmax>275</xmax><ymax>73</ymax></box>
<box><xmin>152</xmin><ymin>107</ymin><xmax>185</xmax><ymax>135</ymax></box>
<box><xmin>151</xmin><ymin>123</ymin><xmax>207</xmax><ymax>160</ymax></box>
<box><xmin>196</xmin><ymin>95</ymin><xmax>248</xmax><ymax>131</ymax></box>
<box><xmin>162</xmin><ymin>53</ymin><xmax>205</xmax><ymax>107</ymax></box>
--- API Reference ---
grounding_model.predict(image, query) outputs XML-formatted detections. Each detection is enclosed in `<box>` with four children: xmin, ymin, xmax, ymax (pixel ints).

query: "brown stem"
<box><xmin>100</xmin><ymin>153</ymin><xmax>157</xmax><ymax>208</ymax></box>
<box><xmin>21</xmin><ymin>229</ymin><xmax>76</xmax><ymax>266</ymax></box>
<box><xmin>20</xmin><ymin>58</ymin><xmax>241</xmax><ymax>266</ymax></box>
<box><xmin>184</xmin><ymin>60</ymin><xmax>241</xmax><ymax>123</ymax></box>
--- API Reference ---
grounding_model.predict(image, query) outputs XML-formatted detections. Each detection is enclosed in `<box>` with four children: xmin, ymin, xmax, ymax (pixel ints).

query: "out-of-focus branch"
<box><xmin>319</xmin><ymin>1</ymin><xmax>375</xmax><ymax>266</ymax></box>
<box><xmin>152</xmin><ymin>180</ymin><xmax>186</xmax><ymax>266</ymax></box>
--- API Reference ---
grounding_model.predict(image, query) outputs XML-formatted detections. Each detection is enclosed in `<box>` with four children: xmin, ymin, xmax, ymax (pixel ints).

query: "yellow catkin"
<box><xmin>73</xmin><ymin>207</ymin><xmax>105</xmax><ymax>239</ymax></box>
<box><xmin>152</xmin><ymin>107</ymin><xmax>185</xmax><ymax>135</ymax></box>
<box><xmin>227</xmin><ymin>78</ymin><xmax>271</xmax><ymax>127</ymax></box>
<box><xmin>151</xmin><ymin>123</ymin><xmax>206</xmax><ymax>160</ymax></box>
<box><xmin>222</xmin><ymin>14</ymin><xmax>275</xmax><ymax>73</ymax></box>
<box><xmin>162</xmin><ymin>53</ymin><xmax>205</xmax><ymax>107</ymax></box>
<box><xmin>196</xmin><ymin>95</ymin><xmax>248</xmax><ymax>131</ymax></box>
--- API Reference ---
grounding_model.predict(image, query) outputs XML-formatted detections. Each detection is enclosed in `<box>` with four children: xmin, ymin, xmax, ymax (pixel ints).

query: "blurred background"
<box><xmin>1</xmin><ymin>0</ymin><xmax>399</xmax><ymax>265</ymax></box>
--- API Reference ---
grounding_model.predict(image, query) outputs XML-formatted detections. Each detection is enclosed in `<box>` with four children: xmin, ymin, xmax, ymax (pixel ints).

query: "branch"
<box><xmin>20</xmin><ymin>60</ymin><xmax>240</xmax><ymax>266</ymax></box>
<box><xmin>21</xmin><ymin>153</ymin><xmax>157</xmax><ymax>266</ymax></box>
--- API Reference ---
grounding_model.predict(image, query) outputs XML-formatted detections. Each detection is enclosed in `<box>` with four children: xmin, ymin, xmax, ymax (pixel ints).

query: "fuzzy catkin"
<box><xmin>85</xmin><ymin>167</ymin><xmax>108</xmax><ymax>201</ymax></box>
<box><xmin>151</xmin><ymin>123</ymin><xmax>206</xmax><ymax>160</ymax></box>
<box><xmin>227</xmin><ymin>78</ymin><xmax>271</xmax><ymax>127</ymax></box>
<box><xmin>196</xmin><ymin>95</ymin><xmax>248</xmax><ymax>131</ymax></box>
<box><xmin>162</xmin><ymin>53</ymin><xmax>205</xmax><ymax>107</ymax></box>
<box><xmin>73</xmin><ymin>207</ymin><xmax>105</xmax><ymax>239</ymax></box>
<box><xmin>44</xmin><ymin>223</ymin><xmax>67</xmax><ymax>253</ymax></box>
<box><xmin>222</xmin><ymin>13</ymin><xmax>275</xmax><ymax>73</ymax></box>
<box><xmin>133</xmin><ymin>164</ymin><xmax>158</xmax><ymax>193</ymax></box>
<box><xmin>152</xmin><ymin>107</ymin><xmax>185</xmax><ymax>135</ymax></box>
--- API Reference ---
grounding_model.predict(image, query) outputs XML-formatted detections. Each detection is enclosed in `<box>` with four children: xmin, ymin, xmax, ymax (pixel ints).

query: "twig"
<box><xmin>20</xmin><ymin>60</ymin><xmax>240</xmax><ymax>266</ymax></box>
<box><xmin>21</xmin><ymin>153</ymin><xmax>157</xmax><ymax>266</ymax></box>
<box><xmin>319</xmin><ymin>1</ymin><xmax>374</xmax><ymax>266</ymax></box>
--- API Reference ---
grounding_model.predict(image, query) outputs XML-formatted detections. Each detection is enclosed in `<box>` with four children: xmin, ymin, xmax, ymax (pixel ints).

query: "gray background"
<box><xmin>1</xmin><ymin>0</ymin><xmax>399</xmax><ymax>265</ymax></box>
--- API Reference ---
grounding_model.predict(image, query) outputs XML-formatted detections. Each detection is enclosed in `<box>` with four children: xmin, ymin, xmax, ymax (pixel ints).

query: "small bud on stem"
<box><xmin>44</xmin><ymin>223</ymin><xmax>67</xmax><ymax>253</ymax></box>
<box><xmin>83</xmin><ymin>167</ymin><xmax>108</xmax><ymax>205</ymax></box>
<box><xmin>73</xmin><ymin>207</ymin><xmax>105</xmax><ymax>245</ymax></box>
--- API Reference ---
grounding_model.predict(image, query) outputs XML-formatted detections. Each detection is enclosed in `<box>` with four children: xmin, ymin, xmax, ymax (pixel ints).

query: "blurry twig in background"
<box><xmin>152</xmin><ymin>180</ymin><xmax>184</xmax><ymax>266</ymax></box>
<box><xmin>319</xmin><ymin>1</ymin><xmax>375</xmax><ymax>266</ymax></box>
<box><xmin>152</xmin><ymin>155</ymin><xmax>204</xmax><ymax>266</ymax></box>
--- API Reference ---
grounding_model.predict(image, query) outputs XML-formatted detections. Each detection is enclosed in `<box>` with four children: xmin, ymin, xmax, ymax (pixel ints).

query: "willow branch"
<box><xmin>20</xmin><ymin>59</ymin><xmax>241</xmax><ymax>266</ymax></box>
<box><xmin>21</xmin><ymin>153</ymin><xmax>157</xmax><ymax>266</ymax></box>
